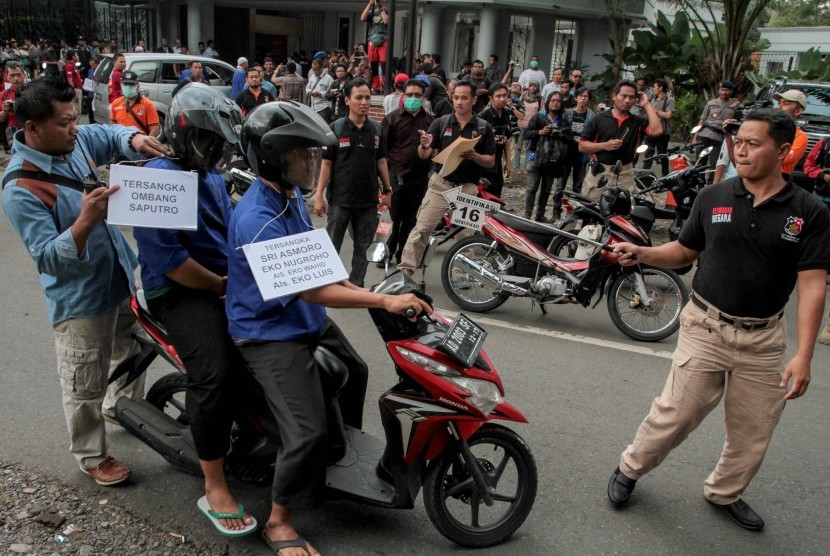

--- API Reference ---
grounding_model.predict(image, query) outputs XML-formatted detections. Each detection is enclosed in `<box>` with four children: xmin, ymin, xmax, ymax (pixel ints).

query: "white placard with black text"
<box><xmin>442</xmin><ymin>186</ymin><xmax>501</xmax><ymax>231</ymax></box>
<box><xmin>242</xmin><ymin>228</ymin><xmax>348</xmax><ymax>301</ymax></box>
<box><xmin>106</xmin><ymin>164</ymin><xmax>199</xmax><ymax>230</ymax></box>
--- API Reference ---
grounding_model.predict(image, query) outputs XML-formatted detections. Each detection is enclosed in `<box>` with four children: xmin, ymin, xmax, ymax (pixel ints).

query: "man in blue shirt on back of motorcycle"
<box><xmin>132</xmin><ymin>83</ymin><xmax>259</xmax><ymax>537</ymax></box>
<box><xmin>226</xmin><ymin>101</ymin><xmax>430</xmax><ymax>555</ymax></box>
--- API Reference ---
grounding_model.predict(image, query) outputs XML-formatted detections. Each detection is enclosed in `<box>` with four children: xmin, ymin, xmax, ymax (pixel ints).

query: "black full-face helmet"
<box><xmin>599</xmin><ymin>186</ymin><xmax>632</xmax><ymax>217</ymax></box>
<box><xmin>240</xmin><ymin>100</ymin><xmax>336</xmax><ymax>188</ymax></box>
<box><xmin>165</xmin><ymin>82</ymin><xmax>243</xmax><ymax>170</ymax></box>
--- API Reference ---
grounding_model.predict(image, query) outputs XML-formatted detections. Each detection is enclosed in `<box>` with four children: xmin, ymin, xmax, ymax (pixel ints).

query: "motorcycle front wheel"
<box><xmin>423</xmin><ymin>424</ymin><xmax>538</xmax><ymax>548</ymax></box>
<box><xmin>607</xmin><ymin>266</ymin><xmax>689</xmax><ymax>342</ymax></box>
<box><xmin>441</xmin><ymin>236</ymin><xmax>510</xmax><ymax>312</ymax></box>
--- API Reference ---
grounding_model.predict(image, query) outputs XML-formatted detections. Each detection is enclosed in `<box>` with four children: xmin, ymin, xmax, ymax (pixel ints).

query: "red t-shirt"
<box><xmin>2</xmin><ymin>87</ymin><xmax>19</xmax><ymax>128</ymax></box>
<box><xmin>65</xmin><ymin>62</ymin><xmax>83</xmax><ymax>88</ymax></box>
<box><xmin>109</xmin><ymin>68</ymin><xmax>122</xmax><ymax>103</ymax></box>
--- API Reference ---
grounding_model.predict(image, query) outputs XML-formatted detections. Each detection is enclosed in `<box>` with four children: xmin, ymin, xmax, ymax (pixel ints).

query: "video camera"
<box><xmin>725</xmin><ymin>99</ymin><xmax>773</xmax><ymax>135</ymax></box>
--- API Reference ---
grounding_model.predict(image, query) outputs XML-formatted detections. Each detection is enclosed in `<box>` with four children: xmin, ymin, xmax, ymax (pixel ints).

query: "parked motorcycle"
<box><xmin>439</xmin><ymin>188</ymin><xmax>689</xmax><ymax>342</ymax></box>
<box><xmin>112</xmin><ymin>263</ymin><xmax>537</xmax><ymax>548</ymax></box>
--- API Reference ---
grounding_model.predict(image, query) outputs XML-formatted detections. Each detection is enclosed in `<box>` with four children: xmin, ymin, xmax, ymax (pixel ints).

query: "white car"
<box><xmin>91</xmin><ymin>52</ymin><xmax>235</xmax><ymax>124</ymax></box>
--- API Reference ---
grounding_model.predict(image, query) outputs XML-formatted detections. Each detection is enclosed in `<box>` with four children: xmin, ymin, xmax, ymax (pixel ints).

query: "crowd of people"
<box><xmin>2</xmin><ymin>11</ymin><xmax>830</xmax><ymax>554</ymax></box>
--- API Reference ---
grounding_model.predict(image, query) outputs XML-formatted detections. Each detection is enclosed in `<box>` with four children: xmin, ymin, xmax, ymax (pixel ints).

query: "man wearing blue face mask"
<box><xmin>518</xmin><ymin>55</ymin><xmax>547</xmax><ymax>92</ymax></box>
<box><xmin>110</xmin><ymin>70</ymin><xmax>160</xmax><ymax>137</ymax></box>
<box><xmin>380</xmin><ymin>79</ymin><xmax>433</xmax><ymax>265</ymax></box>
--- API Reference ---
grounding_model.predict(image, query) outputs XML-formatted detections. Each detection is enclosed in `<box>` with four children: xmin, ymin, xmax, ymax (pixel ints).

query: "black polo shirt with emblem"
<box><xmin>679</xmin><ymin>177</ymin><xmax>830</xmax><ymax>318</ymax></box>
<box><xmin>580</xmin><ymin>109</ymin><xmax>649</xmax><ymax>166</ymax></box>
<box><xmin>323</xmin><ymin>116</ymin><xmax>386</xmax><ymax>209</ymax></box>
<box><xmin>234</xmin><ymin>88</ymin><xmax>273</xmax><ymax>117</ymax></box>
<box><xmin>426</xmin><ymin>113</ymin><xmax>496</xmax><ymax>185</ymax></box>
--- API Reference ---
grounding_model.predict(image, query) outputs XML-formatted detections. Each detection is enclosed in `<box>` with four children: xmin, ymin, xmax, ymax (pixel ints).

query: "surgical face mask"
<box><xmin>529</xmin><ymin>61</ymin><xmax>539</xmax><ymax>69</ymax></box>
<box><xmin>404</xmin><ymin>97</ymin><xmax>422</xmax><ymax>112</ymax></box>
<box><xmin>122</xmin><ymin>85</ymin><xmax>138</xmax><ymax>99</ymax></box>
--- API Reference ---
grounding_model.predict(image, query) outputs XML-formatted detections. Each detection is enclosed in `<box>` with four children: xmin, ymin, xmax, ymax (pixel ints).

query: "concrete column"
<box><xmin>419</xmin><ymin>4</ymin><xmax>442</xmax><ymax>56</ymax></box>
<box><xmin>186</xmin><ymin>0</ymin><xmax>202</xmax><ymax>54</ymax></box>
<box><xmin>201</xmin><ymin>0</ymin><xmax>215</xmax><ymax>48</ymax></box>
<box><xmin>441</xmin><ymin>8</ymin><xmax>456</xmax><ymax>73</ymax></box>
<box><xmin>476</xmin><ymin>6</ymin><xmax>498</xmax><ymax>62</ymax></box>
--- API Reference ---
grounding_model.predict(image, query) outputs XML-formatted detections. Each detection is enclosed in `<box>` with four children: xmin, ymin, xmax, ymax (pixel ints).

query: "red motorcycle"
<box><xmin>111</xmin><ymin>269</ymin><xmax>537</xmax><ymax>548</ymax></box>
<box><xmin>439</xmin><ymin>187</ymin><xmax>689</xmax><ymax>342</ymax></box>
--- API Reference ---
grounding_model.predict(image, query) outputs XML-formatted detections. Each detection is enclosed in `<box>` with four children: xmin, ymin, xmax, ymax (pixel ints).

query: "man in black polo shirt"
<box><xmin>315</xmin><ymin>78</ymin><xmax>391</xmax><ymax>286</ymax></box>
<box><xmin>579</xmin><ymin>79</ymin><xmax>662</xmax><ymax>199</ymax></box>
<box><xmin>234</xmin><ymin>68</ymin><xmax>273</xmax><ymax>117</ymax></box>
<box><xmin>607</xmin><ymin>109</ymin><xmax>830</xmax><ymax>531</ymax></box>
<box><xmin>398</xmin><ymin>81</ymin><xmax>496</xmax><ymax>275</ymax></box>
<box><xmin>478</xmin><ymin>82</ymin><xmax>512</xmax><ymax>199</ymax></box>
<box><xmin>381</xmin><ymin>78</ymin><xmax>433</xmax><ymax>264</ymax></box>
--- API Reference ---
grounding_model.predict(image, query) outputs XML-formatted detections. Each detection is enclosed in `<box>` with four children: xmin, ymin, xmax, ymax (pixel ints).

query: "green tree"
<box><xmin>671</xmin><ymin>0</ymin><xmax>772</xmax><ymax>95</ymax></box>
<box><xmin>767</xmin><ymin>0</ymin><xmax>830</xmax><ymax>27</ymax></box>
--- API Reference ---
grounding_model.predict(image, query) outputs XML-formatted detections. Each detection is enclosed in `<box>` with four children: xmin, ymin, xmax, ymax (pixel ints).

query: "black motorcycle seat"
<box><xmin>493</xmin><ymin>211</ymin><xmax>557</xmax><ymax>236</ymax></box>
<box><xmin>635</xmin><ymin>169</ymin><xmax>656</xmax><ymax>180</ymax></box>
<box><xmin>630</xmin><ymin>205</ymin><xmax>655</xmax><ymax>224</ymax></box>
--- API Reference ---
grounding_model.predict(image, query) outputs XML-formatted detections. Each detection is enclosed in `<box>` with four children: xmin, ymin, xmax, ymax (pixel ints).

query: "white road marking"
<box><xmin>436</xmin><ymin>308</ymin><xmax>674</xmax><ymax>360</ymax></box>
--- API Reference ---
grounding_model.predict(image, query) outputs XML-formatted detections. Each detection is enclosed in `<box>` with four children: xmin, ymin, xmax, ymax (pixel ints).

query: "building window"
<box><xmin>550</xmin><ymin>19</ymin><xmax>578</xmax><ymax>75</ymax></box>
<box><xmin>453</xmin><ymin>11</ymin><xmax>480</xmax><ymax>72</ymax></box>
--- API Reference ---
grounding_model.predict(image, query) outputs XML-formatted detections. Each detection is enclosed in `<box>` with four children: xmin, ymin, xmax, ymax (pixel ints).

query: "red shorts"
<box><xmin>368</xmin><ymin>41</ymin><xmax>387</xmax><ymax>63</ymax></box>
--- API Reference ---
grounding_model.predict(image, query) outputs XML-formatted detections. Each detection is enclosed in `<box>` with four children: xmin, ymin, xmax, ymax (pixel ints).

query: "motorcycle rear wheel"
<box><xmin>423</xmin><ymin>424</ymin><xmax>538</xmax><ymax>548</ymax></box>
<box><xmin>441</xmin><ymin>236</ymin><xmax>510</xmax><ymax>313</ymax></box>
<box><xmin>607</xmin><ymin>266</ymin><xmax>689</xmax><ymax>342</ymax></box>
<box><xmin>144</xmin><ymin>372</ymin><xmax>202</xmax><ymax>476</ymax></box>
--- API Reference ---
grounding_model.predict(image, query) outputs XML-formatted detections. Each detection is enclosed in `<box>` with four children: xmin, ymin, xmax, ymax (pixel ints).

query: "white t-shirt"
<box><xmin>306</xmin><ymin>72</ymin><xmax>334</xmax><ymax>112</ymax></box>
<box><xmin>518</xmin><ymin>69</ymin><xmax>547</xmax><ymax>91</ymax></box>
<box><xmin>383</xmin><ymin>92</ymin><xmax>402</xmax><ymax>115</ymax></box>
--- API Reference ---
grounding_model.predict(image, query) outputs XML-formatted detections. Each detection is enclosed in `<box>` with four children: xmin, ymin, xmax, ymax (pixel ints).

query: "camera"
<box><xmin>725</xmin><ymin>99</ymin><xmax>773</xmax><ymax>135</ymax></box>
<box><xmin>83</xmin><ymin>173</ymin><xmax>107</xmax><ymax>192</ymax></box>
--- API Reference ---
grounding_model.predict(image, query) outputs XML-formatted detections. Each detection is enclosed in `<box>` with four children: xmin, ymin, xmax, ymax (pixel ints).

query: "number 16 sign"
<box><xmin>441</xmin><ymin>187</ymin><xmax>501</xmax><ymax>231</ymax></box>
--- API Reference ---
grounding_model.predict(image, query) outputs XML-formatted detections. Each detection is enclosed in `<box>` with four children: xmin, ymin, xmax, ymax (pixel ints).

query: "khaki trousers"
<box><xmin>583</xmin><ymin>162</ymin><xmax>636</xmax><ymax>199</ymax></box>
<box><xmin>620</xmin><ymin>297</ymin><xmax>787</xmax><ymax>504</ymax></box>
<box><xmin>398</xmin><ymin>173</ymin><xmax>477</xmax><ymax>272</ymax></box>
<box><xmin>53</xmin><ymin>299</ymin><xmax>146</xmax><ymax>469</ymax></box>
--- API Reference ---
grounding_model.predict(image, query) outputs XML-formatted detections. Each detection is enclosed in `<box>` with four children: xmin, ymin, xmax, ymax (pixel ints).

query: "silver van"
<box><xmin>91</xmin><ymin>53</ymin><xmax>236</xmax><ymax>124</ymax></box>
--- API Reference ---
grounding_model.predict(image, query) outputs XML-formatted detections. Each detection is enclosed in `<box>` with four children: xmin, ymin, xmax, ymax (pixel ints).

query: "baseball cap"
<box><xmin>415</xmin><ymin>74</ymin><xmax>430</xmax><ymax>86</ymax></box>
<box><xmin>394</xmin><ymin>73</ymin><xmax>409</xmax><ymax>85</ymax></box>
<box><xmin>772</xmin><ymin>89</ymin><xmax>808</xmax><ymax>110</ymax></box>
<box><xmin>120</xmin><ymin>70</ymin><xmax>139</xmax><ymax>84</ymax></box>
<box><xmin>720</xmin><ymin>80</ymin><xmax>737</xmax><ymax>91</ymax></box>
<box><xmin>237</xmin><ymin>56</ymin><xmax>248</xmax><ymax>66</ymax></box>
<box><xmin>313</xmin><ymin>51</ymin><xmax>327</xmax><ymax>60</ymax></box>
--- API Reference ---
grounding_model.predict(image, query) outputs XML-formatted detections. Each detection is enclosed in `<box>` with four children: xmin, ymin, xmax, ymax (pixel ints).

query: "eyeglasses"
<box><xmin>550</xmin><ymin>99</ymin><xmax>563</xmax><ymax>103</ymax></box>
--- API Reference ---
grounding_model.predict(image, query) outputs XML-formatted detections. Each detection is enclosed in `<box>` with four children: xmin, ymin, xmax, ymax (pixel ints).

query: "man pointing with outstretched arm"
<box><xmin>606</xmin><ymin>109</ymin><xmax>830</xmax><ymax>531</ymax></box>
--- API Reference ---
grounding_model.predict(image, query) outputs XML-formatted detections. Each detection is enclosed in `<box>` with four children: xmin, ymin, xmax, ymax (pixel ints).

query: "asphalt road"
<box><xmin>1</xmin><ymin>204</ymin><xmax>829</xmax><ymax>555</ymax></box>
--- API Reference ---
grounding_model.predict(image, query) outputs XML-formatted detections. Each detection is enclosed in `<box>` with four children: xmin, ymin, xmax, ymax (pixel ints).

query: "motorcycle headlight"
<box><xmin>446</xmin><ymin>376</ymin><xmax>504</xmax><ymax>415</ymax></box>
<box><xmin>395</xmin><ymin>347</ymin><xmax>503</xmax><ymax>414</ymax></box>
<box><xmin>396</xmin><ymin>346</ymin><xmax>460</xmax><ymax>376</ymax></box>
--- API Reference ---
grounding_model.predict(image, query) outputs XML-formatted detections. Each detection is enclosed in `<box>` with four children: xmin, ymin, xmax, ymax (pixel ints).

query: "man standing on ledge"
<box><xmin>398</xmin><ymin>81</ymin><xmax>495</xmax><ymax>276</ymax></box>
<box><xmin>607</xmin><ymin>109</ymin><xmax>830</xmax><ymax>531</ymax></box>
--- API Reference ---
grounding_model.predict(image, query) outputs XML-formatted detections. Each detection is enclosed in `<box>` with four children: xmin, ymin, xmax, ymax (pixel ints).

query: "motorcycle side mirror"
<box><xmin>636</xmin><ymin>144</ymin><xmax>649</xmax><ymax>154</ymax></box>
<box><xmin>612</xmin><ymin>161</ymin><xmax>622</xmax><ymax>175</ymax></box>
<box><xmin>699</xmin><ymin>146</ymin><xmax>714</xmax><ymax>158</ymax></box>
<box><xmin>366</xmin><ymin>241</ymin><xmax>390</xmax><ymax>264</ymax></box>
<box><xmin>690</xmin><ymin>125</ymin><xmax>702</xmax><ymax>135</ymax></box>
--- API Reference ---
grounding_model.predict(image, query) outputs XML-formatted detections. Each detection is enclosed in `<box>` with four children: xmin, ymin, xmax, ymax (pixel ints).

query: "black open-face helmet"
<box><xmin>240</xmin><ymin>100</ymin><xmax>336</xmax><ymax>188</ymax></box>
<box><xmin>165</xmin><ymin>82</ymin><xmax>242</xmax><ymax>170</ymax></box>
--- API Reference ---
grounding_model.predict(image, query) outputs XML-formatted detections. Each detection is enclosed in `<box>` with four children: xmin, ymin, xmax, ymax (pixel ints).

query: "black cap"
<box><xmin>121</xmin><ymin>70</ymin><xmax>139</xmax><ymax>84</ymax></box>
<box><xmin>721</xmin><ymin>80</ymin><xmax>737</xmax><ymax>90</ymax></box>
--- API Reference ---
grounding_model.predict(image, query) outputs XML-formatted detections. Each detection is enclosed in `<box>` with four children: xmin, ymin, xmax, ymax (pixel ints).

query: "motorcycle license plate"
<box><xmin>439</xmin><ymin>313</ymin><xmax>488</xmax><ymax>367</ymax></box>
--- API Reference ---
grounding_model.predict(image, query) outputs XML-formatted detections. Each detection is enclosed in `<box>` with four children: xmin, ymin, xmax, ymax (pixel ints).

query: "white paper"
<box><xmin>106</xmin><ymin>164</ymin><xmax>199</xmax><ymax>230</ymax></box>
<box><xmin>82</xmin><ymin>78</ymin><xmax>95</xmax><ymax>92</ymax></box>
<box><xmin>442</xmin><ymin>186</ymin><xmax>500</xmax><ymax>231</ymax></box>
<box><xmin>242</xmin><ymin>228</ymin><xmax>348</xmax><ymax>301</ymax></box>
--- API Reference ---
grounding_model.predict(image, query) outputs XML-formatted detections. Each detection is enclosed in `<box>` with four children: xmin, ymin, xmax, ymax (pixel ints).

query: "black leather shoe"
<box><xmin>705</xmin><ymin>497</ymin><xmax>765</xmax><ymax>531</ymax></box>
<box><xmin>607</xmin><ymin>467</ymin><xmax>637</xmax><ymax>508</ymax></box>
